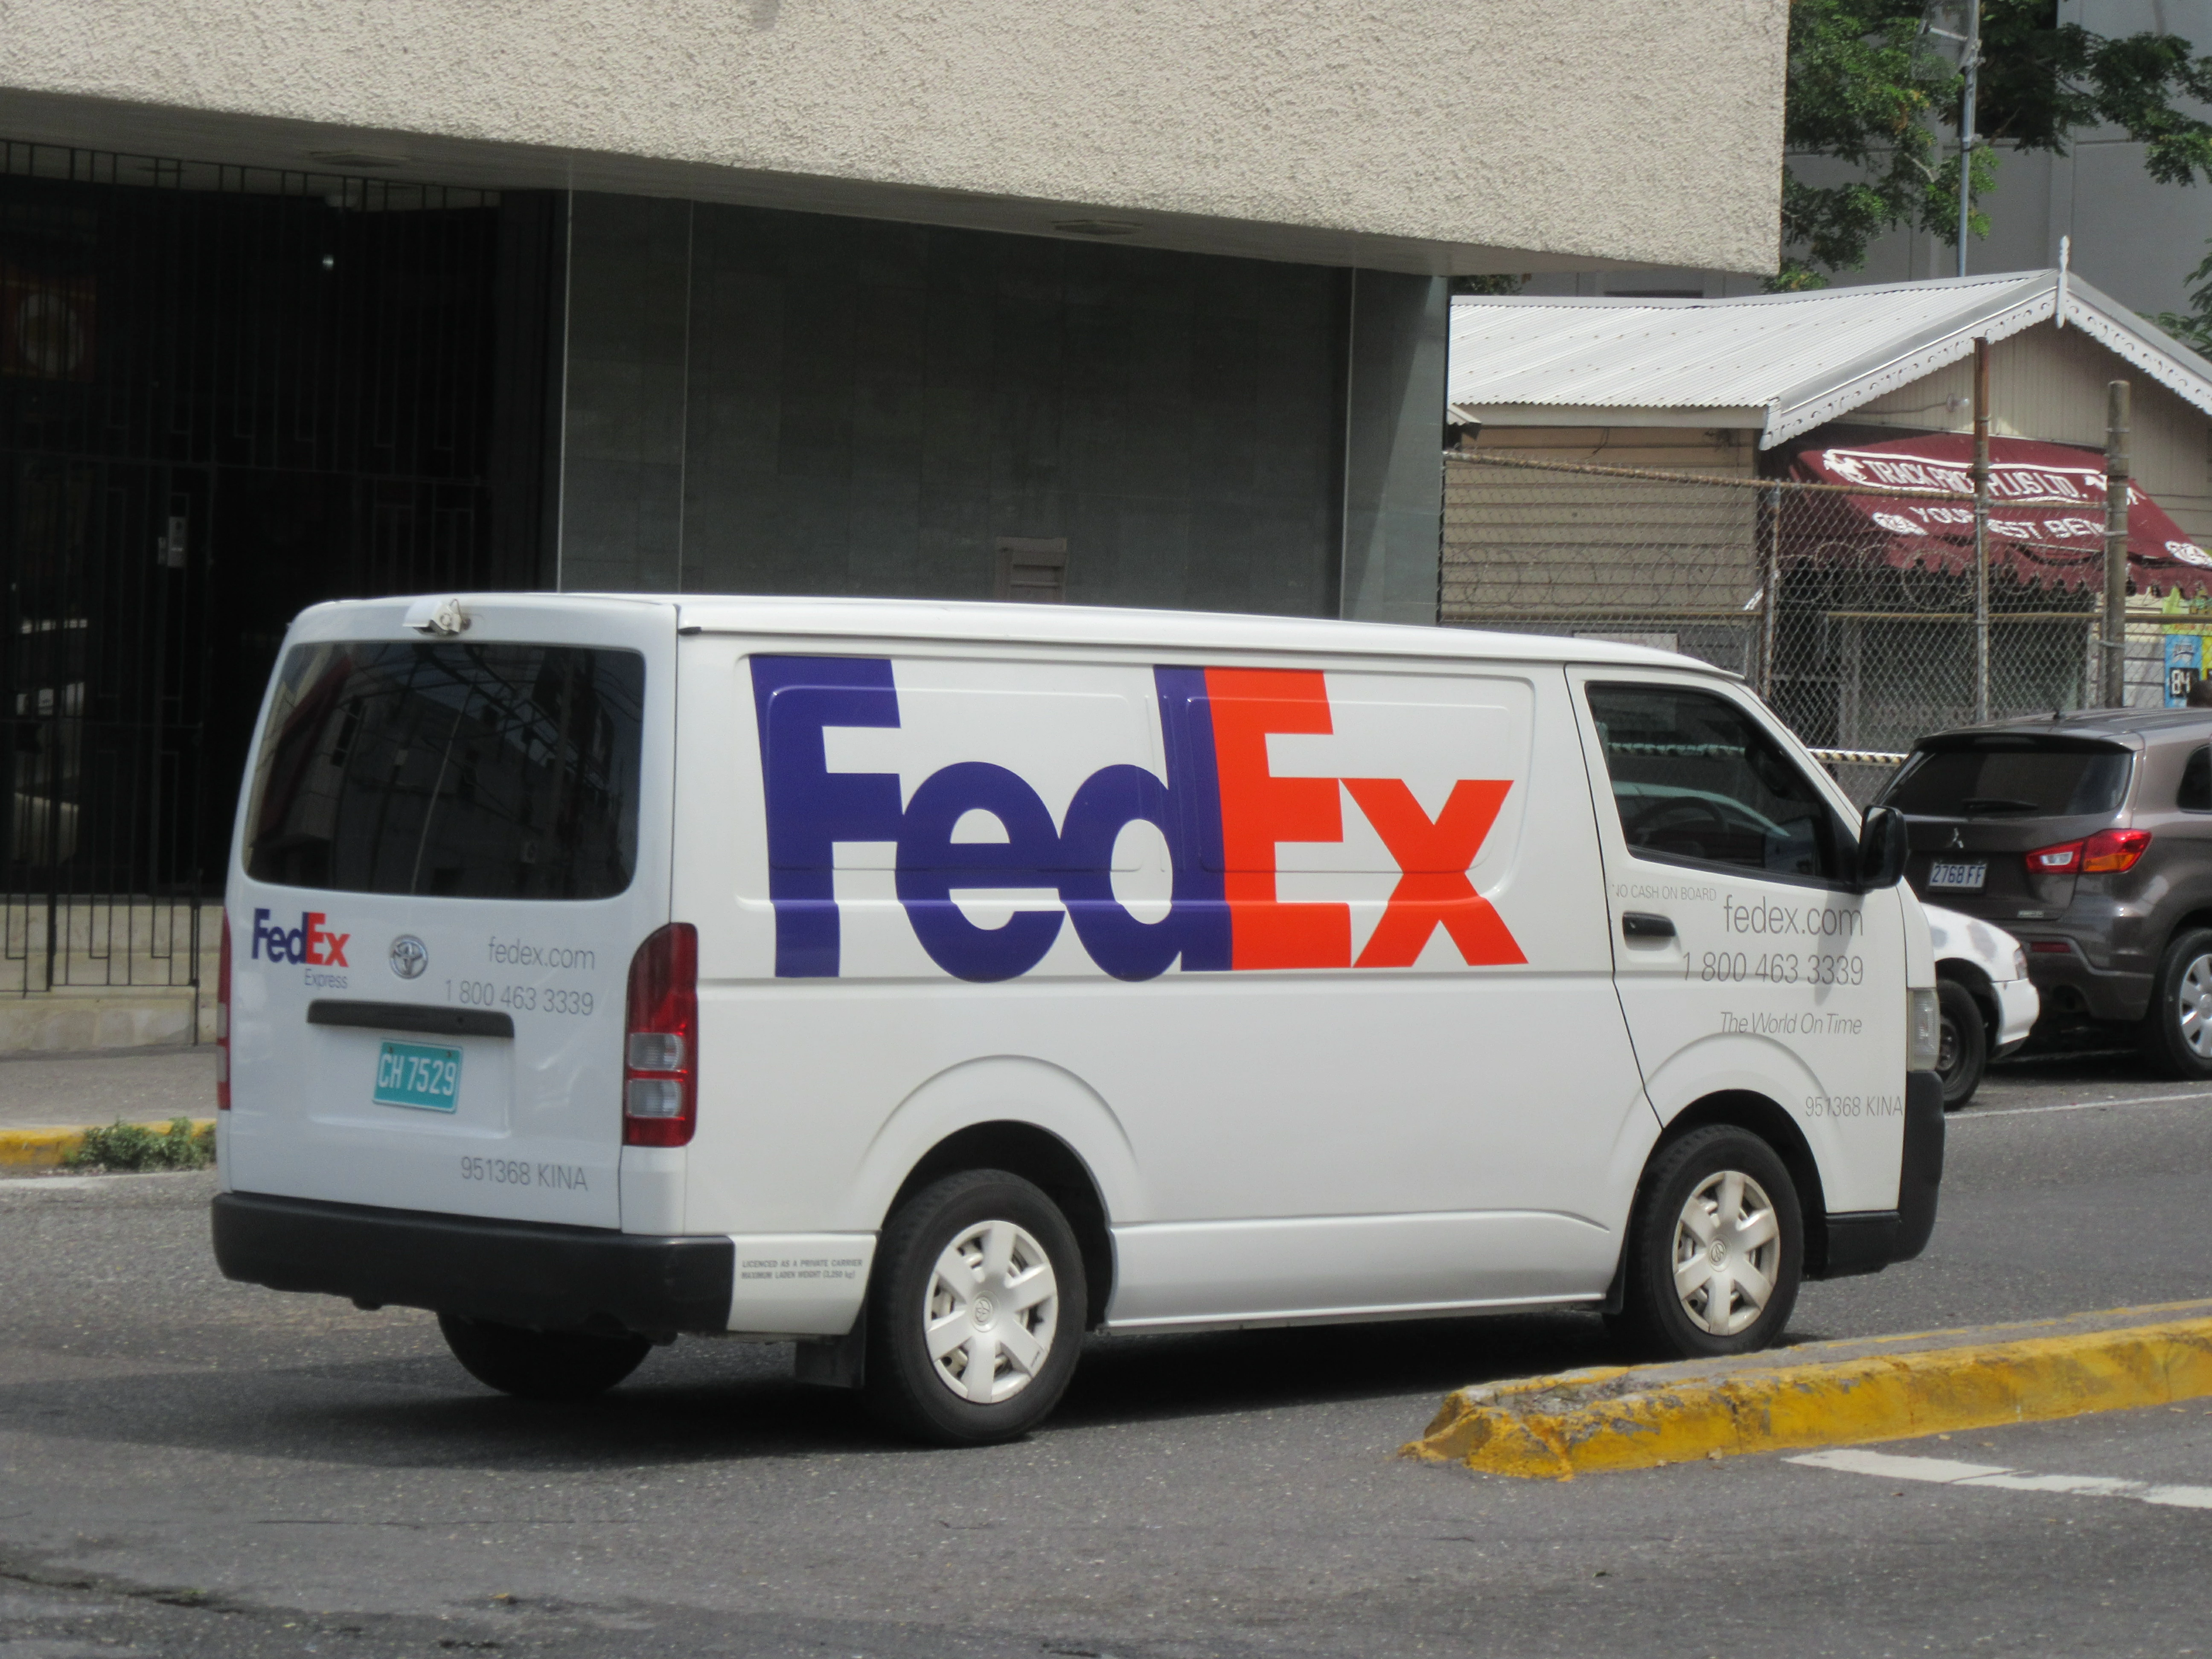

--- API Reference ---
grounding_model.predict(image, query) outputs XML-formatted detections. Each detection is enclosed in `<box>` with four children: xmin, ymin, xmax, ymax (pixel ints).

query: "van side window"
<box><xmin>1584</xmin><ymin>682</ymin><xmax>1844</xmax><ymax>883</ymax></box>
<box><xmin>243</xmin><ymin>642</ymin><xmax>645</xmax><ymax>898</ymax></box>
<box><xmin>2180</xmin><ymin>746</ymin><xmax>2212</xmax><ymax>813</ymax></box>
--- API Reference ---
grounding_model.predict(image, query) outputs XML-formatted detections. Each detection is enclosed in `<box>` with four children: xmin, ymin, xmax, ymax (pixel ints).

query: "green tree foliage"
<box><xmin>1778</xmin><ymin>0</ymin><xmax>2212</xmax><ymax>291</ymax></box>
<box><xmin>2153</xmin><ymin>246</ymin><xmax>2212</xmax><ymax>354</ymax></box>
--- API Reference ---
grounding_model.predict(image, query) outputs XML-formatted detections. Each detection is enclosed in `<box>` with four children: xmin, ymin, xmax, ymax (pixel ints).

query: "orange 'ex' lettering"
<box><xmin>1341</xmin><ymin>778</ymin><xmax>1524</xmax><ymax>968</ymax></box>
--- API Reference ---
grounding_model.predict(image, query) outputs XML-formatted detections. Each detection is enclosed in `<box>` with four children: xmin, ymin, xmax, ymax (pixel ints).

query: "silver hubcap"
<box><xmin>1671</xmin><ymin>1170</ymin><xmax>1781</xmax><ymax>1337</ymax></box>
<box><xmin>2177</xmin><ymin>954</ymin><xmax>2212</xmax><ymax>1056</ymax></box>
<box><xmin>925</xmin><ymin>1220</ymin><xmax>1059</xmax><ymax>1405</ymax></box>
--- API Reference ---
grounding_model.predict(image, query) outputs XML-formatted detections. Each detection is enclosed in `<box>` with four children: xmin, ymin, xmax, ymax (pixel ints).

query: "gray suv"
<box><xmin>1876</xmin><ymin>710</ymin><xmax>2212</xmax><ymax>1077</ymax></box>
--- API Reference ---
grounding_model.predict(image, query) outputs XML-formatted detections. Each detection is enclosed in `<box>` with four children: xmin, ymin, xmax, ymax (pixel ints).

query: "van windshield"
<box><xmin>243</xmin><ymin>641</ymin><xmax>644</xmax><ymax>899</ymax></box>
<box><xmin>1879</xmin><ymin>739</ymin><xmax>2132</xmax><ymax>819</ymax></box>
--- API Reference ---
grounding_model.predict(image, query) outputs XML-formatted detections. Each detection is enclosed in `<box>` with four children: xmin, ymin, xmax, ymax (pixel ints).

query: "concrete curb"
<box><xmin>0</xmin><ymin>1120</ymin><xmax>218</xmax><ymax>1170</ymax></box>
<box><xmin>1402</xmin><ymin>1301</ymin><xmax>2212</xmax><ymax>1480</ymax></box>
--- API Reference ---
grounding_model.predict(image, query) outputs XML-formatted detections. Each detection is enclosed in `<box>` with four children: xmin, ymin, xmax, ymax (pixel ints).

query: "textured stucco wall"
<box><xmin>0</xmin><ymin>0</ymin><xmax>1788</xmax><ymax>275</ymax></box>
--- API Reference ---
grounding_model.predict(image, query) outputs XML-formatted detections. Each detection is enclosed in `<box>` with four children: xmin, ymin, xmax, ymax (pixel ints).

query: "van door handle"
<box><xmin>1621</xmin><ymin>912</ymin><xmax>1676</xmax><ymax>941</ymax></box>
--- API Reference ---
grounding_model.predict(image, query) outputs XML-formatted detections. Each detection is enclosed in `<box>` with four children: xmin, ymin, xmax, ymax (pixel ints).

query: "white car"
<box><xmin>1923</xmin><ymin>903</ymin><xmax>2039</xmax><ymax>1108</ymax></box>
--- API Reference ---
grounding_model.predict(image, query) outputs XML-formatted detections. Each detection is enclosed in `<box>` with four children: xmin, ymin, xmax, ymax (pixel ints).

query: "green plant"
<box><xmin>2152</xmin><ymin>241</ymin><xmax>2212</xmax><ymax>356</ymax></box>
<box><xmin>64</xmin><ymin>1117</ymin><xmax>215</xmax><ymax>1173</ymax></box>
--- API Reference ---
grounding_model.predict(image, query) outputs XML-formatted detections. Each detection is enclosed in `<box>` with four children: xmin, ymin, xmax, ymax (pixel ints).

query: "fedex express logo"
<box><xmin>250</xmin><ymin>907</ymin><xmax>350</xmax><ymax>967</ymax></box>
<box><xmin>753</xmin><ymin>657</ymin><xmax>1525</xmax><ymax>983</ymax></box>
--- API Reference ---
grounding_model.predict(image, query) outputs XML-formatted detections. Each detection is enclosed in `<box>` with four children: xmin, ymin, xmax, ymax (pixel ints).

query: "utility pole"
<box><xmin>1923</xmin><ymin>1</ymin><xmax>1983</xmax><ymax>279</ymax></box>
<box><xmin>1973</xmin><ymin>337</ymin><xmax>1991</xmax><ymax>722</ymax></box>
<box><xmin>2103</xmin><ymin>380</ymin><xmax>2133</xmax><ymax>707</ymax></box>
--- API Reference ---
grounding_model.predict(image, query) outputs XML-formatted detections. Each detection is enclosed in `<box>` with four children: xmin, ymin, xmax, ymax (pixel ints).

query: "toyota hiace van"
<box><xmin>212</xmin><ymin>594</ymin><xmax>1944</xmax><ymax>1443</ymax></box>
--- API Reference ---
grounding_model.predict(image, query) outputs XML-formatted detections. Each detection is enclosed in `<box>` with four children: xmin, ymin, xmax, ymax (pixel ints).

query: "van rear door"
<box><xmin>222</xmin><ymin>597</ymin><xmax>675</xmax><ymax>1230</ymax></box>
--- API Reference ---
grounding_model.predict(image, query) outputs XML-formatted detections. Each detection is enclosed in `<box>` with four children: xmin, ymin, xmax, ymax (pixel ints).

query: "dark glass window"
<box><xmin>1585</xmin><ymin>683</ymin><xmax>1844</xmax><ymax>882</ymax></box>
<box><xmin>2180</xmin><ymin>747</ymin><xmax>2212</xmax><ymax>813</ymax></box>
<box><xmin>1880</xmin><ymin>740</ymin><xmax>2132</xmax><ymax>819</ymax></box>
<box><xmin>244</xmin><ymin>642</ymin><xmax>644</xmax><ymax>899</ymax></box>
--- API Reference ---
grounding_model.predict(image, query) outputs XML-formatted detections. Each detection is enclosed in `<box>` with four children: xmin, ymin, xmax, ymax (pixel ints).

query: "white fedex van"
<box><xmin>212</xmin><ymin>594</ymin><xmax>1944</xmax><ymax>1444</ymax></box>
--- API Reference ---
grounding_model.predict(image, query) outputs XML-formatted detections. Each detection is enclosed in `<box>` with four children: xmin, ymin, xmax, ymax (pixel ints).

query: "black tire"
<box><xmin>437</xmin><ymin>1313</ymin><xmax>652</xmax><ymax>1402</ymax></box>
<box><xmin>1607</xmin><ymin>1125</ymin><xmax>1803</xmax><ymax>1362</ymax></box>
<box><xmin>2140</xmin><ymin>926</ymin><xmax>2212</xmax><ymax>1080</ymax></box>
<box><xmin>863</xmin><ymin>1170</ymin><xmax>1086</xmax><ymax>1446</ymax></box>
<box><xmin>1936</xmin><ymin>978</ymin><xmax>1988</xmax><ymax>1109</ymax></box>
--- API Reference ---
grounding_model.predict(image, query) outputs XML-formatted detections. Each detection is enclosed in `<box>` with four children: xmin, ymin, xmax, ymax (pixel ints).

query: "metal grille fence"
<box><xmin>1440</xmin><ymin>450</ymin><xmax>2160</xmax><ymax>801</ymax></box>
<box><xmin>1</xmin><ymin>140</ymin><xmax>543</xmax><ymax>1005</ymax></box>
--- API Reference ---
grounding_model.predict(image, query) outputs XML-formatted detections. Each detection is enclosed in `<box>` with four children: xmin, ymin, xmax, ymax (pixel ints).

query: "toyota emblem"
<box><xmin>388</xmin><ymin>935</ymin><xmax>428</xmax><ymax>980</ymax></box>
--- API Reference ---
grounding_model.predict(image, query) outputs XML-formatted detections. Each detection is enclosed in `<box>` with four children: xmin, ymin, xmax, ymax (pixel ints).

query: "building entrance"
<box><xmin>0</xmin><ymin>145</ymin><xmax>558</xmax><ymax>997</ymax></box>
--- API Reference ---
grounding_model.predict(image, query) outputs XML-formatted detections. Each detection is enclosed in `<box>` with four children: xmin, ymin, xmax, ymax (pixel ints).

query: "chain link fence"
<box><xmin>1439</xmin><ymin>450</ymin><xmax>2172</xmax><ymax>802</ymax></box>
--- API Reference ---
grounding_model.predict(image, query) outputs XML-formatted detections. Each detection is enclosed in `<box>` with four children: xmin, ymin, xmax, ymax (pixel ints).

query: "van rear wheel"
<box><xmin>437</xmin><ymin>1313</ymin><xmax>652</xmax><ymax>1401</ymax></box>
<box><xmin>1607</xmin><ymin>1126</ymin><xmax>1802</xmax><ymax>1361</ymax></box>
<box><xmin>864</xmin><ymin>1170</ymin><xmax>1086</xmax><ymax>1446</ymax></box>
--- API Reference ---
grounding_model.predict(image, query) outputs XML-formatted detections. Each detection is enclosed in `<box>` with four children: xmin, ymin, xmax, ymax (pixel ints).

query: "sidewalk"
<box><xmin>0</xmin><ymin>1044</ymin><xmax>215</xmax><ymax>1131</ymax></box>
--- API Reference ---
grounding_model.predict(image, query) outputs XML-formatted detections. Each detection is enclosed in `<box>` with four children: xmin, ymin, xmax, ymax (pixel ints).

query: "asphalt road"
<box><xmin>1</xmin><ymin>1051</ymin><xmax>2209</xmax><ymax>1657</ymax></box>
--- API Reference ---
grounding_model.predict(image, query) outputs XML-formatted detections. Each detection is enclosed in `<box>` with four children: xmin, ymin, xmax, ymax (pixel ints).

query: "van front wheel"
<box><xmin>864</xmin><ymin>1170</ymin><xmax>1086</xmax><ymax>1446</ymax></box>
<box><xmin>1608</xmin><ymin>1126</ymin><xmax>1802</xmax><ymax>1361</ymax></box>
<box><xmin>437</xmin><ymin>1313</ymin><xmax>652</xmax><ymax>1401</ymax></box>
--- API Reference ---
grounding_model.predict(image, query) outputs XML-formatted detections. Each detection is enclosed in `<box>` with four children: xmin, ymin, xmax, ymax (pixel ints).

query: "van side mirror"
<box><xmin>1857</xmin><ymin>806</ymin><xmax>1909</xmax><ymax>890</ymax></box>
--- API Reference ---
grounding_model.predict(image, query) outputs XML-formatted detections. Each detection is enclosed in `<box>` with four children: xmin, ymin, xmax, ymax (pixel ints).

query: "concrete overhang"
<box><xmin>0</xmin><ymin>87</ymin><xmax>1640</xmax><ymax>278</ymax></box>
<box><xmin>0</xmin><ymin>0</ymin><xmax>1789</xmax><ymax>278</ymax></box>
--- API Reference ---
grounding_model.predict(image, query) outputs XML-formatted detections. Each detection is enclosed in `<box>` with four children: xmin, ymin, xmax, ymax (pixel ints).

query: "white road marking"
<box><xmin>1958</xmin><ymin>1089</ymin><xmax>2212</xmax><ymax>1121</ymax></box>
<box><xmin>1789</xmin><ymin>1447</ymin><xmax>2212</xmax><ymax>1509</ymax></box>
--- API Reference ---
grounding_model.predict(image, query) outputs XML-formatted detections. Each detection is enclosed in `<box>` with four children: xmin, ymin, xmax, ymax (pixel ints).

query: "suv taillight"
<box><xmin>215</xmin><ymin>913</ymin><xmax>232</xmax><ymax>1110</ymax></box>
<box><xmin>2028</xmin><ymin>829</ymin><xmax>2151</xmax><ymax>876</ymax></box>
<box><xmin>623</xmin><ymin>923</ymin><xmax>697</xmax><ymax>1148</ymax></box>
<box><xmin>2026</xmin><ymin>839</ymin><xmax>2082</xmax><ymax>873</ymax></box>
<box><xmin>2083</xmin><ymin>828</ymin><xmax>2152</xmax><ymax>873</ymax></box>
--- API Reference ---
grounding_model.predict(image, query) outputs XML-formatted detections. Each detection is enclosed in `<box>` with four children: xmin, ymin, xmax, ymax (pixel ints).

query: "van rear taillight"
<box><xmin>215</xmin><ymin>913</ymin><xmax>232</xmax><ymax>1110</ymax></box>
<box><xmin>623</xmin><ymin>923</ymin><xmax>697</xmax><ymax>1148</ymax></box>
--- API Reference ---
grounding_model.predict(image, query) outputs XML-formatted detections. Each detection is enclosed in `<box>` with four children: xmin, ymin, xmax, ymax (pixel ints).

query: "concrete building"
<box><xmin>0</xmin><ymin>1</ymin><xmax>1791</xmax><ymax>979</ymax></box>
<box><xmin>1521</xmin><ymin>0</ymin><xmax>2212</xmax><ymax>324</ymax></box>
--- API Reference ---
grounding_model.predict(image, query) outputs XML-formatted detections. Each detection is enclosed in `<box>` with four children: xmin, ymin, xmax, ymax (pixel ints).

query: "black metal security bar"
<box><xmin>1</xmin><ymin>141</ymin><xmax>555</xmax><ymax>1001</ymax></box>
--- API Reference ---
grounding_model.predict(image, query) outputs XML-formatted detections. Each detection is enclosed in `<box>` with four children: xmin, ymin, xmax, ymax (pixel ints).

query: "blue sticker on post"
<box><xmin>2166</xmin><ymin>634</ymin><xmax>2201</xmax><ymax>708</ymax></box>
<box><xmin>373</xmin><ymin>1040</ymin><xmax>462</xmax><ymax>1112</ymax></box>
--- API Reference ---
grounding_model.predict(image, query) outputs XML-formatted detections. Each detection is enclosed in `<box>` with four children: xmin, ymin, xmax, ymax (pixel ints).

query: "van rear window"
<box><xmin>1879</xmin><ymin>740</ymin><xmax>2131</xmax><ymax>819</ymax></box>
<box><xmin>243</xmin><ymin>642</ymin><xmax>644</xmax><ymax>899</ymax></box>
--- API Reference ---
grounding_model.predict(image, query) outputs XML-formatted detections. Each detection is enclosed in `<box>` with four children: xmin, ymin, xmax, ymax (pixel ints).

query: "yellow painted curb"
<box><xmin>1403</xmin><ymin>1306</ymin><xmax>2212</xmax><ymax>1480</ymax></box>
<box><xmin>0</xmin><ymin>1120</ymin><xmax>217</xmax><ymax>1170</ymax></box>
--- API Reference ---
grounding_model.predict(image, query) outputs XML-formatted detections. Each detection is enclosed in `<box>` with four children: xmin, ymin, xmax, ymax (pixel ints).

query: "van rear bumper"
<box><xmin>1815</xmin><ymin>1069</ymin><xmax>1945</xmax><ymax>1279</ymax></box>
<box><xmin>211</xmin><ymin>1191</ymin><xmax>733</xmax><ymax>1338</ymax></box>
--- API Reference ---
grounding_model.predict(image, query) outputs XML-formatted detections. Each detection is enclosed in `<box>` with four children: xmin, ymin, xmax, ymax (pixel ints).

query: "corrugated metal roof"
<box><xmin>1447</xmin><ymin>270</ymin><xmax>2212</xmax><ymax>448</ymax></box>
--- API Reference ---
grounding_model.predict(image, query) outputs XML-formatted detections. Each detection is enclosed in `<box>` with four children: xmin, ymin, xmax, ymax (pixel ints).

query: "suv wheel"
<box><xmin>1936</xmin><ymin>979</ymin><xmax>1988</xmax><ymax>1109</ymax></box>
<box><xmin>1607</xmin><ymin>1126</ymin><xmax>1802</xmax><ymax>1361</ymax></box>
<box><xmin>2142</xmin><ymin>927</ymin><xmax>2212</xmax><ymax>1080</ymax></box>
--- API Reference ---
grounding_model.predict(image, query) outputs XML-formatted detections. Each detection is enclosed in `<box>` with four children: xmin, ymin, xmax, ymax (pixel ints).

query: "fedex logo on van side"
<box><xmin>752</xmin><ymin>657</ymin><xmax>1525</xmax><ymax>983</ymax></box>
<box><xmin>250</xmin><ymin>907</ymin><xmax>350</xmax><ymax>967</ymax></box>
